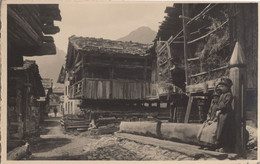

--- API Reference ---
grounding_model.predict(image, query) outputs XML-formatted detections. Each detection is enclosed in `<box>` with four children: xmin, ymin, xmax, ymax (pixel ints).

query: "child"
<box><xmin>215</xmin><ymin>78</ymin><xmax>233</xmax><ymax>152</ymax></box>
<box><xmin>207</xmin><ymin>89</ymin><xmax>221</xmax><ymax>125</ymax></box>
<box><xmin>197</xmin><ymin>87</ymin><xmax>221</xmax><ymax>149</ymax></box>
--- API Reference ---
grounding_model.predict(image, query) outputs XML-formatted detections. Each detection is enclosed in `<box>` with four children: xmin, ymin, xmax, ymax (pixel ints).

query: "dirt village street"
<box><xmin>27</xmin><ymin>116</ymin><xmax>195</xmax><ymax>160</ymax></box>
<box><xmin>25</xmin><ymin>116</ymin><xmax>257</xmax><ymax>161</ymax></box>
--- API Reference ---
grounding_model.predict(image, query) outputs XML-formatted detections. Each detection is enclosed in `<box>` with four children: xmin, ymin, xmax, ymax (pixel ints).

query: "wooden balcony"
<box><xmin>68</xmin><ymin>78</ymin><xmax>154</xmax><ymax>100</ymax></box>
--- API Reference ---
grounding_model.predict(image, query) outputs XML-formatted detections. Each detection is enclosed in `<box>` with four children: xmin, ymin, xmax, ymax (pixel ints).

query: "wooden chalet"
<box><xmin>155</xmin><ymin>3</ymin><xmax>257</xmax><ymax>154</ymax></box>
<box><xmin>41</xmin><ymin>78</ymin><xmax>54</xmax><ymax>119</ymax></box>
<box><xmin>7</xmin><ymin>4</ymin><xmax>61</xmax><ymax>154</ymax></box>
<box><xmin>8</xmin><ymin>60</ymin><xmax>45</xmax><ymax>141</ymax></box>
<box><xmin>65</xmin><ymin>36</ymin><xmax>156</xmax><ymax>102</ymax></box>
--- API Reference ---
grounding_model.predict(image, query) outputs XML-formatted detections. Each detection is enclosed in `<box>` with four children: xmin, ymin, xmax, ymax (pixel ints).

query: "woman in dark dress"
<box><xmin>215</xmin><ymin>78</ymin><xmax>234</xmax><ymax>152</ymax></box>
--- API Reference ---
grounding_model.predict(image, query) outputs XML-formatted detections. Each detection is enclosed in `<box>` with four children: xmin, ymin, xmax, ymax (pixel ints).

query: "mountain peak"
<box><xmin>117</xmin><ymin>26</ymin><xmax>156</xmax><ymax>44</ymax></box>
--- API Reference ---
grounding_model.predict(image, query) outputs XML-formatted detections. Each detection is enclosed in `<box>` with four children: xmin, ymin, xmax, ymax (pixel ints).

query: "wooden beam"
<box><xmin>182</xmin><ymin>4</ymin><xmax>191</xmax><ymax>85</ymax></box>
<box><xmin>40</xmin><ymin>16</ymin><xmax>55</xmax><ymax>24</ymax></box>
<box><xmin>21</xmin><ymin>42</ymin><xmax>56</xmax><ymax>56</ymax></box>
<box><xmin>81</xmin><ymin>52</ymin><xmax>148</xmax><ymax>59</ymax></box>
<box><xmin>157</xmin><ymin>4</ymin><xmax>217</xmax><ymax>57</ymax></box>
<box><xmin>190</xmin><ymin>71</ymin><xmax>208</xmax><ymax>78</ymax></box>
<box><xmin>17</xmin><ymin>5</ymin><xmax>43</xmax><ymax>38</ymax></box>
<box><xmin>42</xmin><ymin>24</ymin><xmax>60</xmax><ymax>34</ymax></box>
<box><xmin>8</xmin><ymin>6</ymin><xmax>42</xmax><ymax>46</ymax></box>
<box><xmin>164</xmin><ymin>6</ymin><xmax>175</xmax><ymax>13</ymax></box>
<box><xmin>184</xmin><ymin>95</ymin><xmax>193</xmax><ymax>123</ymax></box>
<box><xmin>84</xmin><ymin>62</ymin><xmax>152</xmax><ymax>70</ymax></box>
<box><xmin>39</xmin><ymin>5</ymin><xmax>62</xmax><ymax>21</ymax></box>
<box><xmin>187</xmin><ymin>57</ymin><xmax>200</xmax><ymax>62</ymax></box>
<box><xmin>186</xmin><ymin>78</ymin><xmax>222</xmax><ymax>94</ymax></box>
<box><xmin>144</xmin><ymin>58</ymin><xmax>147</xmax><ymax>81</ymax></box>
<box><xmin>43</xmin><ymin>36</ymin><xmax>54</xmax><ymax>42</ymax></box>
<box><xmin>188</xmin><ymin>20</ymin><xmax>229</xmax><ymax>44</ymax></box>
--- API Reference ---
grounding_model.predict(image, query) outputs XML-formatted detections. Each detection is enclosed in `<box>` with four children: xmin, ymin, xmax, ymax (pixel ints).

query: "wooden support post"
<box><xmin>81</xmin><ymin>53</ymin><xmax>85</xmax><ymax>98</ymax></box>
<box><xmin>149</xmin><ymin>102</ymin><xmax>152</xmax><ymax>108</ymax></box>
<box><xmin>229</xmin><ymin>42</ymin><xmax>246</xmax><ymax>156</ymax></box>
<box><xmin>144</xmin><ymin>57</ymin><xmax>147</xmax><ymax>81</ymax></box>
<box><xmin>110</xmin><ymin>56</ymin><xmax>114</xmax><ymax>99</ymax></box>
<box><xmin>157</xmin><ymin>101</ymin><xmax>160</xmax><ymax>109</ymax></box>
<box><xmin>184</xmin><ymin>95</ymin><xmax>193</xmax><ymax>123</ymax></box>
<box><xmin>182</xmin><ymin>4</ymin><xmax>191</xmax><ymax>86</ymax></box>
<box><xmin>166</xmin><ymin>43</ymin><xmax>173</xmax><ymax>81</ymax></box>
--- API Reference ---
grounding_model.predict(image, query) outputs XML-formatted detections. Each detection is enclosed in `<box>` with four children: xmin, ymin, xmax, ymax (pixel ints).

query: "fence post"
<box><xmin>229</xmin><ymin>42</ymin><xmax>246</xmax><ymax>156</ymax></box>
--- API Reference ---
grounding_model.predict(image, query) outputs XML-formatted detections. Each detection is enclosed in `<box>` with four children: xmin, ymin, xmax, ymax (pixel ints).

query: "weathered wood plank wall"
<box><xmin>82</xmin><ymin>79</ymin><xmax>152</xmax><ymax>100</ymax></box>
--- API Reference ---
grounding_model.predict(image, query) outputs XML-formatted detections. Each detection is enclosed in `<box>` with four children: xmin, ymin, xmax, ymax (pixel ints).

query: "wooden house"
<box><xmin>8</xmin><ymin>60</ymin><xmax>45</xmax><ymax>139</ymax></box>
<box><xmin>155</xmin><ymin>3</ymin><xmax>257</xmax><ymax>154</ymax></box>
<box><xmin>65</xmin><ymin>36</ymin><xmax>155</xmax><ymax>103</ymax></box>
<box><xmin>7</xmin><ymin>4</ymin><xmax>61</xmax><ymax>153</ymax></box>
<box><xmin>49</xmin><ymin>87</ymin><xmax>64</xmax><ymax>116</ymax></box>
<box><xmin>41</xmin><ymin>78</ymin><xmax>53</xmax><ymax>119</ymax></box>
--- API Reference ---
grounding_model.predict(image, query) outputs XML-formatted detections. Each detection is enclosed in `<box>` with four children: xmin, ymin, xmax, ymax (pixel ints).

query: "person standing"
<box><xmin>53</xmin><ymin>107</ymin><xmax>58</xmax><ymax>117</ymax></box>
<box><xmin>215</xmin><ymin>78</ymin><xmax>234</xmax><ymax>152</ymax></box>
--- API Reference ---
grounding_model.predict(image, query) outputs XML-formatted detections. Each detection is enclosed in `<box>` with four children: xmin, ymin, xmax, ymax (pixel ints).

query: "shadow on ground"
<box><xmin>29</xmin><ymin>137</ymin><xmax>71</xmax><ymax>153</ymax></box>
<box><xmin>40</xmin><ymin>128</ymin><xmax>51</xmax><ymax>135</ymax></box>
<box><xmin>28</xmin><ymin>144</ymin><xmax>142</xmax><ymax>160</ymax></box>
<box><xmin>41</xmin><ymin>118</ymin><xmax>61</xmax><ymax>128</ymax></box>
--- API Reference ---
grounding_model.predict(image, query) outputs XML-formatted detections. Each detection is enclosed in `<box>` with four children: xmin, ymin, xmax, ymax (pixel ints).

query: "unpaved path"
<box><xmin>27</xmin><ymin>117</ymin><xmax>256</xmax><ymax>160</ymax></box>
<box><xmin>28</xmin><ymin>117</ymin><xmax>193</xmax><ymax>160</ymax></box>
<box><xmin>28</xmin><ymin>117</ymin><xmax>96</xmax><ymax>160</ymax></box>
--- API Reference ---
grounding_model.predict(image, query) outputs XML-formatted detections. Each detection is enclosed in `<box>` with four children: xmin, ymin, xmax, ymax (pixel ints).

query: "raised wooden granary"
<box><xmin>65</xmin><ymin>36</ymin><xmax>156</xmax><ymax>102</ymax></box>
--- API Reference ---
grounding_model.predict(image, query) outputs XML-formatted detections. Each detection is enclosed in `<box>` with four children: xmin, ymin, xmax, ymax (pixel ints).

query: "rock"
<box><xmin>246</xmin><ymin>125</ymin><xmax>257</xmax><ymax>149</ymax></box>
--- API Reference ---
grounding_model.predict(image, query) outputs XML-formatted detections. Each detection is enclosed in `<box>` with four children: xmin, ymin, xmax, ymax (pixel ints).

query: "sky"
<box><xmin>26</xmin><ymin>2</ymin><xmax>173</xmax><ymax>87</ymax></box>
<box><xmin>53</xmin><ymin>2</ymin><xmax>173</xmax><ymax>52</ymax></box>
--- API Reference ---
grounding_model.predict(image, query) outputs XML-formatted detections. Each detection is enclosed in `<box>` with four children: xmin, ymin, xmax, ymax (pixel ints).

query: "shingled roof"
<box><xmin>9</xmin><ymin>60</ymin><xmax>45</xmax><ymax>97</ymax></box>
<box><xmin>68</xmin><ymin>35</ymin><xmax>152</xmax><ymax>56</ymax></box>
<box><xmin>10</xmin><ymin>60</ymin><xmax>38</xmax><ymax>71</ymax></box>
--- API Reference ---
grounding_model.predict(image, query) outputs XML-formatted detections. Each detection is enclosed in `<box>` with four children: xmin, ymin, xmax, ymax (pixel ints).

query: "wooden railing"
<box><xmin>68</xmin><ymin>79</ymin><xmax>84</xmax><ymax>99</ymax></box>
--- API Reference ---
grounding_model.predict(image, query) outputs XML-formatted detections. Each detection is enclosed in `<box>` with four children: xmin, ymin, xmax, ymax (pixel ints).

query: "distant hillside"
<box><xmin>25</xmin><ymin>47</ymin><xmax>66</xmax><ymax>87</ymax></box>
<box><xmin>117</xmin><ymin>26</ymin><xmax>156</xmax><ymax>44</ymax></box>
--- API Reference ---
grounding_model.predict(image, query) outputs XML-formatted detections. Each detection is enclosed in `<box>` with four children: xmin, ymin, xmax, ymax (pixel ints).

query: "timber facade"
<box><xmin>153</xmin><ymin>3</ymin><xmax>257</xmax><ymax>154</ymax></box>
<box><xmin>65</xmin><ymin>36</ymin><xmax>155</xmax><ymax>101</ymax></box>
<box><xmin>7</xmin><ymin>4</ymin><xmax>61</xmax><ymax>154</ymax></box>
<box><xmin>8</xmin><ymin>61</ymin><xmax>45</xmax><ymax>147</ymax></box>
<box><xmin>155</xmin><ymin>3</ymin><xmax>257</xmax><ymax>123</ymax></box>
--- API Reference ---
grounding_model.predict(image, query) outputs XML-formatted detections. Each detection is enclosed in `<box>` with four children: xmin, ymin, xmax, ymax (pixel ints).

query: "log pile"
<box><xmin>60</xmin><ymin>115</ymin><xmax>90</xmax><ymax>131</ymax></box>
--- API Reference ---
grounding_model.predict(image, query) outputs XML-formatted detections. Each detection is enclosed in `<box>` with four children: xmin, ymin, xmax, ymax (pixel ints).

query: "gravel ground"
<box><xmin>26</xmin><ymin>117</ymin><xmax>257</xmax><ymax>160</ymax></box>
<box><xmin>27</xmin><ymin>117</ymin><xmax>193</xmax><ymax>160</ymax></box>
